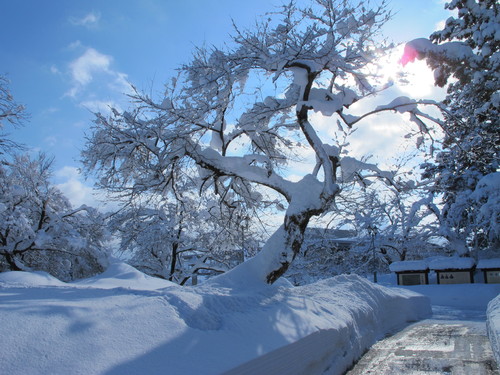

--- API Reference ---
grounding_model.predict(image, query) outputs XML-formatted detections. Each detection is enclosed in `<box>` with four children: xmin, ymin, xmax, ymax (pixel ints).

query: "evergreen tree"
<box><xmin>404</xmin><ymin>0</ymin><xmax>499</xmax><ymax>252</ymax></box>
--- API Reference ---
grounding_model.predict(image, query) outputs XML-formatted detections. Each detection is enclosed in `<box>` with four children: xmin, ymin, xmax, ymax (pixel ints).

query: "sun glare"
<box><xmin>377</xmin><ymin>45</ymin><xmax>438</xmax><ymax>97</ymax></box>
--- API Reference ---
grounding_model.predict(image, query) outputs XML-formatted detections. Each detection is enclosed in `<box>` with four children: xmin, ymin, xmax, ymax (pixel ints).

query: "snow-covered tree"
<box><xmin>349</xmin><ymin>188</ymin><xmax>444</xmax><ymax>263</ymax></box>
<box><xmin>339</xmin><ymin>152</ymin><xmax>446</xmax><ymax>264</ymax></box>
<box><xmin>402</xmin><ymin>0</ymin><xmax>499</xmax><ymax>253</ymax></box>
<box><xmin>285</xmin><ymin>227</ymin><xmax>357</xmax><ymax>285</ymax></box>
<box><xmin>83</xmin><ymin>0</ymin><xmax>442</xmax><ymax>285</ymax></box>
<box><xmin>111</xmin><ymin>193</ymin><xmax>258</xmax><ymax>284</ymax></box>
<box><xmin>0</xmin><ymin>74</ymin><xmax>28</xmax><ymax>155</ymax></box>
<box><xmin>286</xmin><ymin>162</ymin><xmax>447</xmax><ymax>285</ymax></box>
<box><xmin>0</xmin><ymin>153</ymin><xmax>109</xmax><ymax>280</ymax></box>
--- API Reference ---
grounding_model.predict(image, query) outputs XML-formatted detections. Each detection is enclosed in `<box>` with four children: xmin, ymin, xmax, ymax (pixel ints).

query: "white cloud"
<box><xmin>70</xmin><ymin>12</ymin><xmax>101</xmax><ymax>28</ymax></box>
<box><xmin>69</xmin><ymin>48</ymin><xmax>113</xmax><ymax>87</ymax></box>
<box><xmin>65</xmin><ymin>46</ymin><xmax>130</xmax><ymax>100</ymax></box>
<box><xmin>41</xmin><ymin>107</ymin><xmax>59</xmax><ymax>116</ymax></box>
<box><xmin>109</xmin><ymin>72</ymin><xmax>130</xmax><ymax>94</ymax></box>
<box><xmin>55</xmin><ymin>166</ymin><xmax>104</xmax><ymax>209</ymax></box>
<box><xmin>44</xmin><ymin>136</ymin><xmax>58</xmax><ymax>147</ymax></box>
<box><xmin>50</xmin><ymin>65</ymin><xmax>61</xmax><ymax>75</ymax></box>
<box><xmin>80</xmin><ymin>99</ymin><xmax>121</xmax><ymax>113</ymax></box>
<box><xmin>68</xmin><ymin>40</ymin><xmax>83</xmax><ymax>50</ymax></box>
<box><xmin>72</xmin><ymin>120</ymin><xmax>86</xmax><ymax>128</ymax></box>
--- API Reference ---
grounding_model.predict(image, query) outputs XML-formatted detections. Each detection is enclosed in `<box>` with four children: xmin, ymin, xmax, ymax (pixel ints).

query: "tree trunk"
<box><xmin>206</xmin><ymin>208</ymin><xmax>319</xmax><ymax>288</ymax></box>
<box><xmin>3</xmin><ymin>252</ymin><xmax>24</xmax><ymax>271</ymax></box>
<box><xmin>168</xmin><ymin>225</ymin><xmax>183</xmax><ymax>281</ymax></box>
<box><xmin>265</xmin><ymin>211</ymin><xmax>313</xmax><ymax>284</ymax></box>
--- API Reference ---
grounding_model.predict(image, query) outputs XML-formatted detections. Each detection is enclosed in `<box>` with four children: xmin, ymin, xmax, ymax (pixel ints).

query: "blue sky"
<box><xmin>1</xmin><ymin>0</ymin><xmax>450</xmax><ymax>207</ymax></box>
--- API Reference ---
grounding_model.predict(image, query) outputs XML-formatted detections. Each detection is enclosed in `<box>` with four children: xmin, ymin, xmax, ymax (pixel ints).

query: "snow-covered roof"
<box><xmin>389</xmin><ymin>260</ymin><xmax>428</xmax><ymax>272</ymax></box>
<box><xmin>477</xmin><ymin>259</ymin><xmax>500</xmax><ymax>270</ymax></box>
<box><xmin>428</xmin><ymin>257</ymin><xmax>475</xmax><ymax>270</ymax></box>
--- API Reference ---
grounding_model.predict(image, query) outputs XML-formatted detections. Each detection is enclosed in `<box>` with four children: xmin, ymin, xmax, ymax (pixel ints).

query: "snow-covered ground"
<box><xmin>0</xmin><ymin>261</ymin><xmax>431</xmax><ymax>375</ymax></box>
<box><xmin>1</xmin><ymin>262</ymin><xmax>499</xmax><ymax>375</ymax></box>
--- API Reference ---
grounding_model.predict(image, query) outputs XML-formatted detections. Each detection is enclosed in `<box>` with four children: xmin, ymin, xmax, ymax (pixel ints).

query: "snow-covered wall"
<box><xmin>487</xmin><ymin>294</ymin><xmax>500</xmax><ymax>367</ymax></box>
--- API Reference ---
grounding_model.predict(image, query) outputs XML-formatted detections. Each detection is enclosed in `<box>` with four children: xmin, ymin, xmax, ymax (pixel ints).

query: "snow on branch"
<box><xmin>401</xmin><ymin>38</ymin><xmax>475</xmax><ymax>67</ymax></box>
<box><xmin>339</xmin><ymin>156</ymin><xmax>395</xmax><ymax>187</ymax></box>
<box><xmin>185</xmin><ymin>143</ymin><xmax>294</xmax><ymax>201</ymax></box>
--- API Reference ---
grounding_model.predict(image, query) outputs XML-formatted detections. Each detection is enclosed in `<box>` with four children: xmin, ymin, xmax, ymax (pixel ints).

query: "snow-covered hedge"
<box><xmin>487</xmin><ymin>294</ymin><xmax>500</xmax><ymax>366</ymax></box>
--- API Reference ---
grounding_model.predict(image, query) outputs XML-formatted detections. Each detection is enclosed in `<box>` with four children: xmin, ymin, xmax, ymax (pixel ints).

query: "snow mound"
<box><xmin>487</xmin><ymin>294</ymin><xmax>500</xmax><ymax>367</ymax></box>
<box><xmin>72</xmin><ymin>261</ymin><xmax>176</xmax><ymax>290</ymax></box>
<box><xmin>0</xmin><ymin>270</ymin><xmax>67</xmax><ymax>287</ymax></box>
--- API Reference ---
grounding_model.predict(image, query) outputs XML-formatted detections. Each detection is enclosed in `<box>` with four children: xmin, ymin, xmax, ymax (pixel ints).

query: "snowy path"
<box><xmin>346</xmin><ymin>307</ymin><xmax>499</xmax><ymax>375</ymax></box>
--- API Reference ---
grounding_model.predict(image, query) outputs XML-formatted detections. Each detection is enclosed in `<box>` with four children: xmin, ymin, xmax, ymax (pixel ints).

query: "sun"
<box><xmin>376</xmin><ymin>45</ymin><xmax>442</xmax><ymax>97</ymax></box>
<box><xmin>376</xmin><ymin>47</ymin><xmax>404</xmax><ymax>85</ymax></box>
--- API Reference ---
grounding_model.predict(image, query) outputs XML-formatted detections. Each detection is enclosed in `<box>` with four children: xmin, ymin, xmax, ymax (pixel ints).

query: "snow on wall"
<box><xmin>487</xmin><ymin>294</ymin><xmax>500</xmax><ymax>367</ymax></box>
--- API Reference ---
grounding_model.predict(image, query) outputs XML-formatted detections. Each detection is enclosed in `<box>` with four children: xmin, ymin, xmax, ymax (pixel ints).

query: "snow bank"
<box><xmin>222</xmin><ymin>275</ymin><xmax>431</xmax><ymax>375</ymax></box>
<box><xmin>0</xmin><ymin>267</ymin><xmax>430</xmax><ymax>375</ymax></box>
<box><xmin>487</xmin><ymin>294</ymin><xmax>500</xmax><ymax>366</ymax></box>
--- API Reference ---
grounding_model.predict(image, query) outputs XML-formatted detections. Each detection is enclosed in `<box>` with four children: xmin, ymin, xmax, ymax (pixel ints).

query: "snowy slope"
<box><xmin>0</xmin><ymin>262</ymin><xmax>430</xmax><ymax>375</ymax></box>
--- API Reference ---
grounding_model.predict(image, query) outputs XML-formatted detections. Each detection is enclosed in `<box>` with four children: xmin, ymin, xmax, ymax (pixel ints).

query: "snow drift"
<box><xmin>0</xmin><ymin>262</ymin><xmax>430</xmax><ymax>375</ymax></box>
